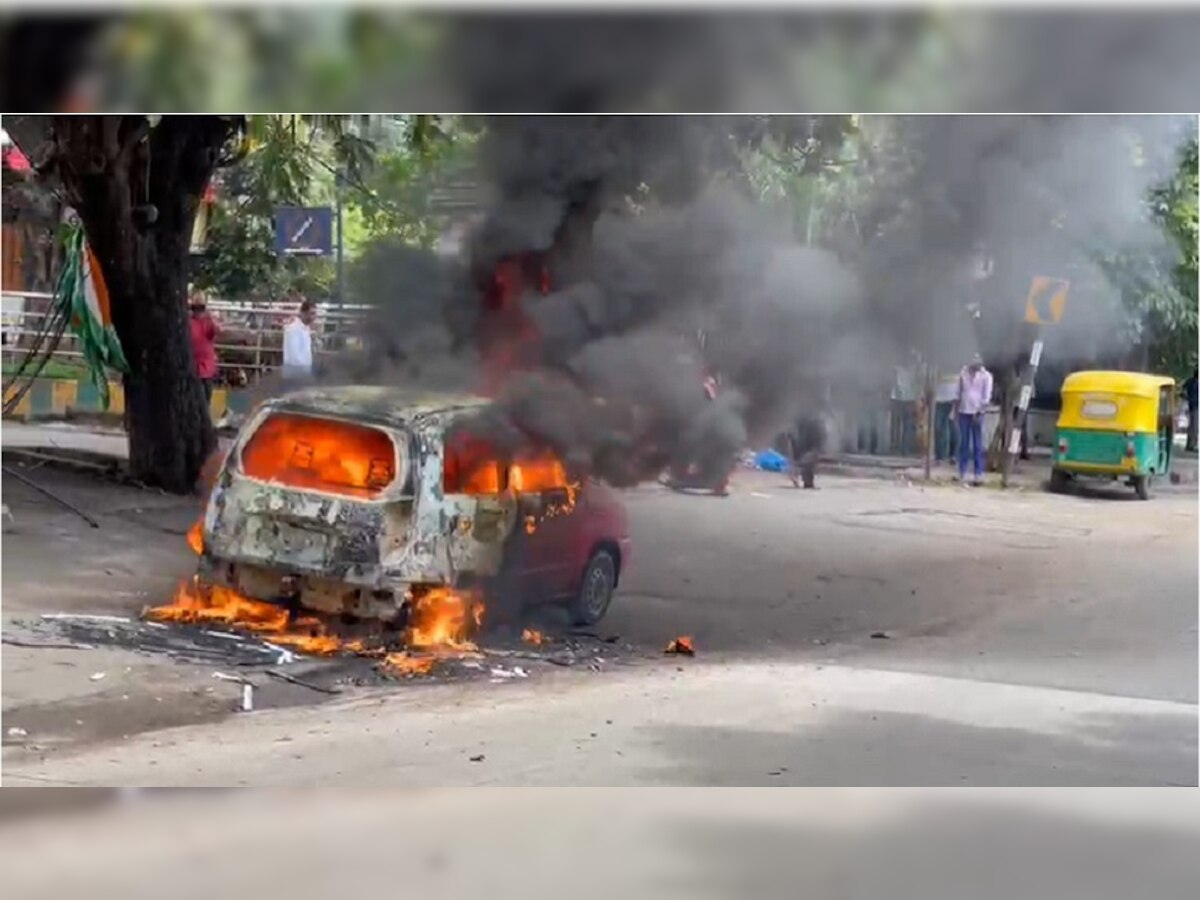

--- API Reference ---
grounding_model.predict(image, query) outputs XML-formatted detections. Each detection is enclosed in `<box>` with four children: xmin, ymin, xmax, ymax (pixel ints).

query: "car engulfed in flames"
<box><xmin>180</xmin><ymin>387</ymin><xmax>625</xmax><ymax>639</ymax></box>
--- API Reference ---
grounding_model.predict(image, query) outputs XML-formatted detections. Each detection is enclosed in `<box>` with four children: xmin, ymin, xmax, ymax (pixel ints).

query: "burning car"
<box><xmin>196</xmin><ymin>386</ymin><xmax>631</xmax><ymax>630</ymax></box>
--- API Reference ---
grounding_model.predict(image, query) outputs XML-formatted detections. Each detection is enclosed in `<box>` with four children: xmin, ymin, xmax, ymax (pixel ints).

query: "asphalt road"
<box><xmin>2</xmin><ymin>454</ymin><xmax>1196</xmax><ymax>785</ymax></box>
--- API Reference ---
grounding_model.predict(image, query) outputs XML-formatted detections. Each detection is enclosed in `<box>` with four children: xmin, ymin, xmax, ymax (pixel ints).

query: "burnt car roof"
<box><xmin>266</xmin><ymin>386</ymin><xmax>490</xmax><ymax>427</ymax></box>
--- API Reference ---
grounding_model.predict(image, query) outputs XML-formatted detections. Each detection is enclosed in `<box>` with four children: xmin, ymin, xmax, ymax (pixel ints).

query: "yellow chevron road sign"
<box><xmin>1024</xmin><ymin>276</ymin><xmax>1070</xmax><ymax>325</ymax></box>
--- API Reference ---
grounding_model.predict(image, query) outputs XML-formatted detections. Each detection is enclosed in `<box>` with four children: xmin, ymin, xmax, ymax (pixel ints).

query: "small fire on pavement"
<box><xmin>664</xmin><ymin>636</ymin><xmax>695</xmax><ymax>656</ymax></box>
<box><xmin>522</xmin><ymin>628</ymin><xmax>547</xmax><ymax>646</ymax></box>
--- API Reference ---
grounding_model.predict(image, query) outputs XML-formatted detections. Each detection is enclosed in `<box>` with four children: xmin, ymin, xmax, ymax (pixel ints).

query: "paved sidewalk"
<box><xmin>818</xmin><ymin>448</ymin><xmax>1198</xmax><ymax>488</ymax></box>
<box><xmin>2</xmin><ymin>422</ymin><xmax>236</xmax><ymax>463</ymax></box>
<box><xmin>1</xmin><ymin>421</ymin><xmax>129</xmax><ymax>459</ymax></box>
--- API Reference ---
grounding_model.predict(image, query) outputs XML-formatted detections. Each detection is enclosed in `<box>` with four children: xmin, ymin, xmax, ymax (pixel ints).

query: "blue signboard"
<box><xmin>274</xmin><ymin>206</ymin><xmax>334</xmax><ymax>256</ymax></box>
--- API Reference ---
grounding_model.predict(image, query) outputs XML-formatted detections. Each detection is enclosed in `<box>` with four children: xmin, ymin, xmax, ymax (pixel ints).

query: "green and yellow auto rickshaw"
<box><xmin>1050</xmin><ymin>371</ymin><xmax>1176</xmax><ymax>499</ymax></box>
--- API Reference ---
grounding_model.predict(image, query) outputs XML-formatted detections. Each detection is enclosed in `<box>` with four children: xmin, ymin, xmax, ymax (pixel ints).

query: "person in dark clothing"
<box><xmin>1185</xmin><ymin>367</ymin><xmax>1198</xmax><ymax>452</ymax></box>
<box><xmin>664</xmin><ymin>373</ymin><xmax>740</xmax><ymax>496</ymax></box>
<box><xmin>786</xmin><ymin>415</ymin><xmax>825</xmax><ymax>489</ymax></box>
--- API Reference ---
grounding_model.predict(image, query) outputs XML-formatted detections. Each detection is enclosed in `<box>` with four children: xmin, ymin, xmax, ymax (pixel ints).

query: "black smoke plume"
<box><xmin>430</xmin><ymin>115</ymin><xmax>861</xmax><ymax>486</ymax></box>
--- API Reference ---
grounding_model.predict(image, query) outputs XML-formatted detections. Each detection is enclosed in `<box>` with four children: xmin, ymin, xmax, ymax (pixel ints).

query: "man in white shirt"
<box><xmin>282</xmin><ymin>299</ymin><xmax>317</xmax><ymax>384</ymax></box>
<box><xmin>955</xmin><ymin>353</ymin><xmax>994</xmax><ymax>484</ymax></box>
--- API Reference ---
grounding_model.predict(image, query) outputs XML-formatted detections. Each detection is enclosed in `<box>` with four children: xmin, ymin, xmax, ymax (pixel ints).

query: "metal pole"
<box><xmin>923</xmin><ymin>364</ymin><xmax>934</xmax><ymax>482</ymax></box>
<box><xmin>1001</xmin><ymin>327</ymin><xmax>1043</xmax><ymax>488</ymax></box>
<box><xmin>335</xmin><ymin>172</ymin><xmax>345</xmax><ymax>308</ymax></box>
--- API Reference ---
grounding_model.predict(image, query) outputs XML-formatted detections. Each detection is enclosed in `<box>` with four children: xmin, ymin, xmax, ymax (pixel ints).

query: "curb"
<box><xmin>2</xmin><ymin>377</ymin><xmax>255</xmax><ymax>424</ymax></box>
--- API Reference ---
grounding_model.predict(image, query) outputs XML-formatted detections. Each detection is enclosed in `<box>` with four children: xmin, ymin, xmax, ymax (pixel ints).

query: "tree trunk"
<box><xmin>44</xmin><ymin>116</ymin><xmax>237</xmax><ymax>492</ymax></box>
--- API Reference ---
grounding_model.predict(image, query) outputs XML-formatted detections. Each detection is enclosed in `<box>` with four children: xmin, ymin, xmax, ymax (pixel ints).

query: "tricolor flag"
<box><xmin>57</xmin><ymin>226</ymin><xmax>128</xmax><ymax>407</ymax></box>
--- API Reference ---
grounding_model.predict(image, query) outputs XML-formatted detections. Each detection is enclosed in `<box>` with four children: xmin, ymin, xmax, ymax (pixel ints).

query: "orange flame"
<box><xmin>187</xmin><ymin>520</ymin><xmax>205</xmax><ymax>555</ymax></box>
<box><xmin>145</xmin><ymin>578</ymin><xmax>343</xmax><ymax>656</ymax></box>
<box><xmin>146</xmin><ymin>578</ymin><xmax>487</xmax><ymax>663</ymax></box>
<box><xmin>381</xmin><ymin>652</ymin><xmax>437</xmax><ymax>677</ymax></box>
<box><xmin>664</xmin><ymin>636</ymin><xmax>695</xmax><ymax>656</ymax></box>
<box><xmin>521</xmin><ymin>628</ymin><xmax>546</xmax><ymax>646</ymax></box>
<box><xmin>241</xmin><ymin>413</ymin><xmax>396</xmax><ymax>499</ymax></box>
<box><xmin>508</xmin><ymin>456</ymin><xmax>567</xmax><ymax>492</ymax></box>
<box><xmin>404</xmin><ymin>587</ymin><xmax>484</xmax><ymax>651</ymax></box>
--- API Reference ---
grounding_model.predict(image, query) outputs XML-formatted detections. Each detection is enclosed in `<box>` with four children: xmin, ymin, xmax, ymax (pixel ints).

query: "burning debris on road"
<box><xmin>111</xmin><ymin>494</ymin><xmax>636</xmax><ymax>685</ymax></box>
<box><xmin>664</xmin><ymin>636</ymin><xmax>696</xmax><ymax>656</ymax></box>
<box><xmin>144</xmin><ymin>576</ymin><xmax>487</xmax><ymax>671</ymax></box>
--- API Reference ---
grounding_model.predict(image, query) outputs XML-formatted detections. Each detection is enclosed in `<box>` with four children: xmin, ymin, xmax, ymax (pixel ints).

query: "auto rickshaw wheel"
<box><xmin>1049</xmin><ymin>468</ymin><xmax>1070</xmax><ymax>494</ymax></box>
<box><xmin>1134</xmin><ymin>474</ymin><xmax>1152</xmax><ymax>500</ymax></box>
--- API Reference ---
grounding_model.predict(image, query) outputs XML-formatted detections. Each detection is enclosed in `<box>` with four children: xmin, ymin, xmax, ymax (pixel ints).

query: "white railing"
<box><xmin>1</xmin><ymin>291</ymin><xmax>369</xmax><ymax>383</ymax></box>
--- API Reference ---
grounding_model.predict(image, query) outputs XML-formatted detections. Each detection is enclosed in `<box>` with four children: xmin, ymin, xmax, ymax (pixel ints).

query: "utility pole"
<box><xmin>1001</xmin><ymin>329</ymin><xmax>1043</xmax><ymax>488</ymax></box>
<box><xmin>1001</xmin><ymin>276</ymin><xmax>1068</xmax><ymax>488</ymax></box>
<box><xmin>334</xmin><ymin>170</ymin><xmax>345</xmax><ymax>308</ymax></box>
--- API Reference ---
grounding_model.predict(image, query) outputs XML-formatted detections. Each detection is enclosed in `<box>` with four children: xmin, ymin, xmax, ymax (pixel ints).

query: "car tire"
<box><xmin>1134</xmin><ymin>474</ymin><xmax>1152</xmax><ymax>500</ymax></box>
<box><xmin>568</xmin><ymin>549</ymin><xmax>617</xmax><ymax>627</ymax></box>
<box><xmin>1049</xmin><ymin>468</ymin><xmax>1069</xmax><ymax>494</ymax></box>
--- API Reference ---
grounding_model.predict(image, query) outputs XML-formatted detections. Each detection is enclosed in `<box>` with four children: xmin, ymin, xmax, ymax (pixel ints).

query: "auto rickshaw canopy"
<box><xmin>1057</xmin><ymin>370</ymin><xmax>1175</xmax><ymax>433</ymax></box>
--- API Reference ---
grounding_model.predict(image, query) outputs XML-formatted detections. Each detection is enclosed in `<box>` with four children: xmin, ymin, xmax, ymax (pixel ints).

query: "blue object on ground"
<box><xmin>754</xmin><ymin>449</ymin><xmax>789</xmax><ymax>472</ymax></box>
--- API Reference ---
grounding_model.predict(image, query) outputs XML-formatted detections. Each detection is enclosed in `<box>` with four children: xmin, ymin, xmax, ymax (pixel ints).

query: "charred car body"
<box><xmin>198</xmin><ymin>387</ymin><xmax>631</xmax><ymax>627</ymax></box>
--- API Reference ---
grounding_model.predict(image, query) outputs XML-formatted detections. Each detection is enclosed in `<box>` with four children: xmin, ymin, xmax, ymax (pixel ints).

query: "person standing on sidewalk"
<box><xmin>282</xmin><ymin>298</ymin><xmax>317</xmax><ymax>384</ymax></box>
<box><xmin>187</xmin><ymin>290</ymin><xmax>220</xmax><ymax>405</ymax></box>
<box><xmin>955</xmin><ymin>353</ymin><xmax>993</xmax><ymax>485</ymax></box>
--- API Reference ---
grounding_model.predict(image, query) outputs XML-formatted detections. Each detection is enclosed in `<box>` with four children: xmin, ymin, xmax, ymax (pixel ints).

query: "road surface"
<box><xmin>2</xmin><ymin>447</ymin><xmax>1196</xmax><ymax>785</ymax></box>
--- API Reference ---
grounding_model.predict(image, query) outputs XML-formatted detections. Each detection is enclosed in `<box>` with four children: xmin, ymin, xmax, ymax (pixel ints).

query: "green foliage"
<box><xmin>343</xmin><ymin>115</ymin><xmax>477</xmax><ymax>252</ymax></box>
<box><xmin>191</xmin><ymin>114</ymin><xmax>468</xmax><ymax>301</ymax></box>
<box><xmin>740</xmin><ymin>116</ymin><xmax>866</xmax><ymax>247</ymax></box>
<box><xmin>1097</xmin><ymin>136</ymin><xmax>1198</xmax><ymax>377</ymax></box>
<box><xmin>92</xmin><ymin>12</ymin><xmax>441</xmax><ymax>111</ymax></box>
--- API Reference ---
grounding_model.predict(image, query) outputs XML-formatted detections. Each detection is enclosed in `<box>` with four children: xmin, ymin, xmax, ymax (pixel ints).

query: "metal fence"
<box><xmin>1</xmin><ymin>291</ymin><xmax>369</xmax><ymax>385</ymax></box>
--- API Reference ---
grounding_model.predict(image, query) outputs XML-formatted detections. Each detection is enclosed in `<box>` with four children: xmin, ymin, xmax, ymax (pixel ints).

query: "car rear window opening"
<box><xmin>443</xmin><ymin>430</ymin><xmax>569</xmax><ymax>495</ymax></box>
<box><xmin>240</xmin><ymin>412</ymin><xmax>399</xmax><ymax>499</ymax></box>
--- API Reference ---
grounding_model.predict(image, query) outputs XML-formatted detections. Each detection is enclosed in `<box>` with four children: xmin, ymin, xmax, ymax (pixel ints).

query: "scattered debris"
<box><xmin>7</xmin><ymin>727</ymin><xmax>28</xmax><ymax>738</ymax></box>
<box><xmin>665</xmin><ymin>636</ymin><xmax>696</xmax><ymax>656</ymax></box>
<box><xmin>469</xmin><ymin>754</ymin><xmax>486</xmax><ymax>762</ymax></box>
<box><xmin>264</xmin><ymin>669</ymin><xmax>342</xmax><ymax>695</ymax></box>
<box><xmin>489</xmin><ymin>665</ymin><xmax>529</xmax><ymax>680</ymax></box>
<box><xmin>1</xmin><ymin>637</ymin><xmax>96</xmax><ymax>651</ymax></box>
<box><xmin>88</xmin><ymin>672</ymin><xmax>106</xmax><ymax>681</ymax></box>
<box><xmin>870</xmin><ymin>631</ymin><xmax>892</xmax><ymax>640</ymax></box>
<box><xmin>382</xmin><ymin>652</ymin><xmax>437</xmax><ymax>677</ymax></box>
<box><xmin>572</xmin><ymin>630</ymin><xmax>620</xmax><ymax>643</ymax></box>
<box><xmin>20</xmin><ymin>613</ymin><xmax>302</xmax><ymax>666</ymax></box>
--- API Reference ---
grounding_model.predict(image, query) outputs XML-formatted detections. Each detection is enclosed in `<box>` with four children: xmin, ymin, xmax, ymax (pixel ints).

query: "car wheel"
<box><xmin>1048</xmin><ymin>468</ymin><xmax>1069</xmax><ymax>494</ymax></box>
<box><xmin>568</xmin><ymin>549</ymin><xmax>617</xmax><ymax>627</ymax></box>
<box><xmin>1134</xmin><ymin>474</ymin><xmax>1152</xmax><ymax>500</ymax></box>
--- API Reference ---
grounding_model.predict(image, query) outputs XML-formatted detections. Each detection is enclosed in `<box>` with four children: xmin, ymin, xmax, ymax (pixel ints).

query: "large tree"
<box><xmin>7</xmin><ymin>115</ymin><xmax>245</xmax><ymax>492</ymax></box>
